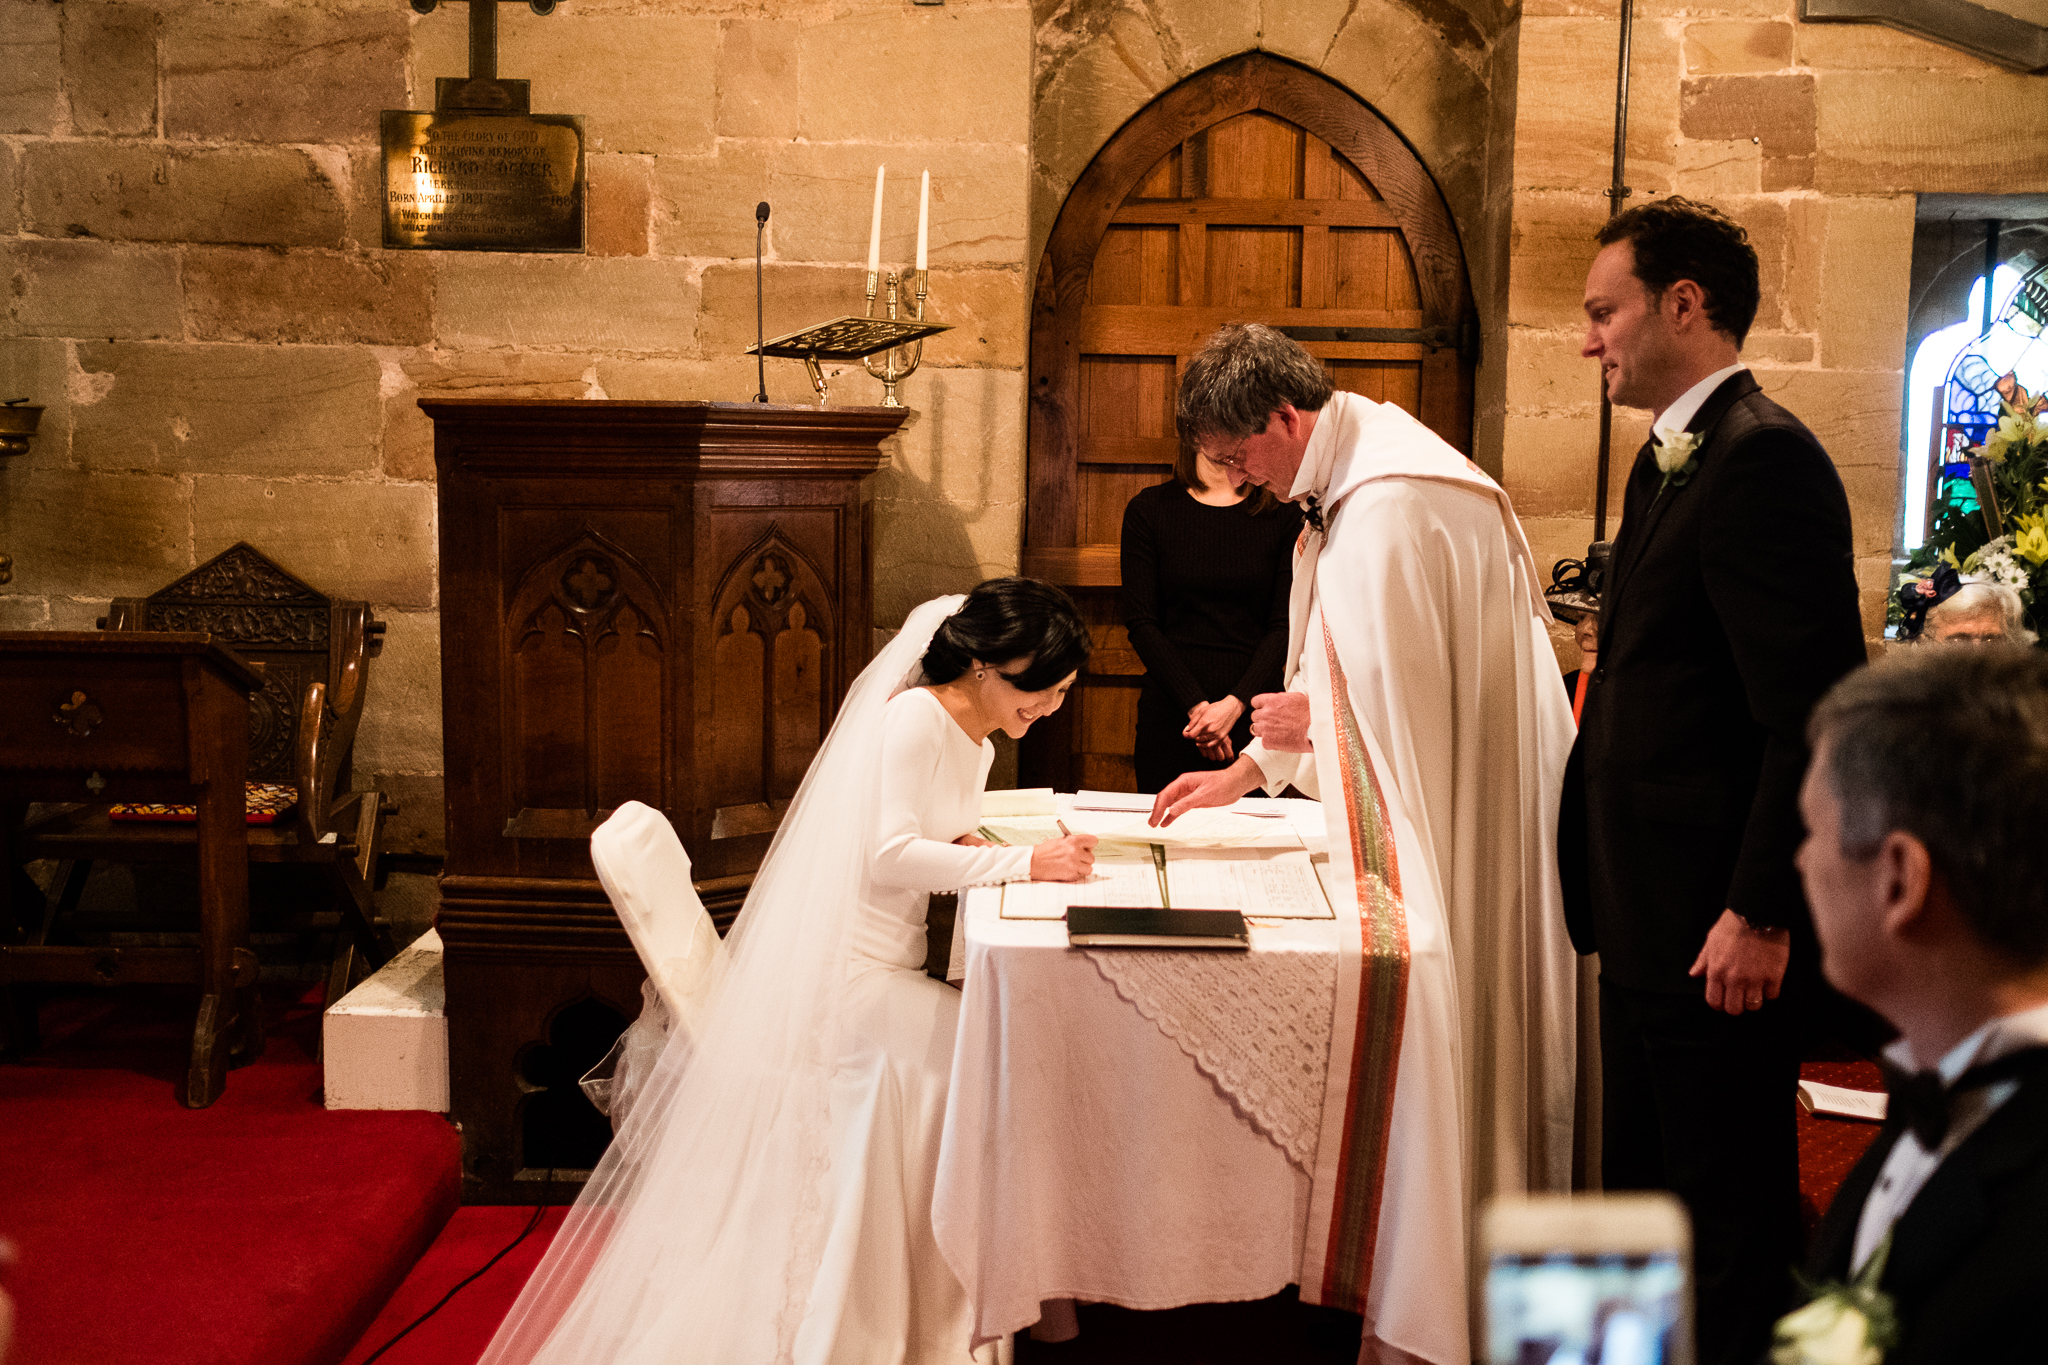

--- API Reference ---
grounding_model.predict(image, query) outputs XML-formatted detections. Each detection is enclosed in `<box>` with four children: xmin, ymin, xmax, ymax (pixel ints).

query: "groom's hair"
<box><xmin>1176</xmin><ymin>323</ymin><xmax>1334</xmax><ymax>442</ymax></box>
<box><xmin>1809</xmin><ymin>646</ymin><xmax>2048</xmax><ymax>967</ymax></box>
<box><xmin>1598</xmin><ymin>197</ymin><xmax>1760</xmax><ymax>347</ymax></box>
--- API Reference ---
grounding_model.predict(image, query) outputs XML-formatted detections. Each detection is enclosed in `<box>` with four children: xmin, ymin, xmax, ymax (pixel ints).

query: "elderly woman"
<box><xmin>1924</xmin><ymin>580</ymin><xmax>2036</xmax><ymax>645</ymax></box>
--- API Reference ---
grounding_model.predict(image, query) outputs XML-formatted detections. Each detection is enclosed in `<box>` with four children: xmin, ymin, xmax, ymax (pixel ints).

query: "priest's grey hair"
<box><xmin>1925</xmin><ymin>581</ymin><xmax>2036</xmax><ymax>645</ymax></box>
<box><xmin>1176</xmin><ymin>322</ymin><xmax>1333</xmax><ymax>442</ymax></box>
<box><xmin>1809</xmin><ymin>646</ymin><xmax>2048</xmax><ymax>964</ymax></box>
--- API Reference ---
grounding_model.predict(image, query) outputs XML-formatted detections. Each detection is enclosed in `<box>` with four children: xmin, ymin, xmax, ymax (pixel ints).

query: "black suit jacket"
<box><xmin>1803</xmin><ymin>1063</ymin><xmax>2048</xmax><ymax>1363</ymax></box>
<box><xmin>1558</xmin><ymin>371</ymin><xmax>1866</xmax><ymax>993</ymax></box>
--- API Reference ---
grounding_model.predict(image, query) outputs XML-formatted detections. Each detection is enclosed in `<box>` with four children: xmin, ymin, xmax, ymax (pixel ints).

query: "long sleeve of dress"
<box><xmin>1121</xmin><ymin>494</ymin><xmax>1210</xmax><ymax>712</ymax></box>
<box><xmin>869</xmin><ymin>690</ymin><xmax>1033</xmax><ymax>893</ymax></box>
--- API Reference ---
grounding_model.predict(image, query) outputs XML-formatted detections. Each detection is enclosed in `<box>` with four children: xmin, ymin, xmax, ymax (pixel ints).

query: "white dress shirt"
<box><xmin>1850</xmin><ymin>999</ymin><xmax>2048</xmax><ymax>1273</ymax></box>
<box><xmin>1651</xmin><ymin>362</ymin><xmax>1748</xmax><ymax>447</ymax></box>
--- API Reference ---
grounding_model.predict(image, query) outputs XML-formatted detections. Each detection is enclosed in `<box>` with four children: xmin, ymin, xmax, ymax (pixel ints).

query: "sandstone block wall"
<box><xmin>1504</xmin><ymin>0</ymin><xmax>2048</xmax><ymax>668</ymax></box>
<box><xmin>1</xmin><ymin>0</ymin><xmax>1033</xmax><ymax>850</ymax></box>
<box><xmin>4</xmin><ymin>0</ymin><xmax>2042</xmax><ymax>837</ymax></box>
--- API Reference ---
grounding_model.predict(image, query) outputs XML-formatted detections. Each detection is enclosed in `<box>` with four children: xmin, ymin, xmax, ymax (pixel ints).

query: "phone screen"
<box><xmin>1484</xmin><ymin>1251</ymin><xmax>1684</xmax><ymax>1365</ymax></box>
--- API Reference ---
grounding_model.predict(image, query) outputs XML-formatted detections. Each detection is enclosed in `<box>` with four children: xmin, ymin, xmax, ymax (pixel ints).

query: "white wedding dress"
<box><xmin>479</xmin><ymin>597</ymin><xmax>1029</xmax><ymax>1365</ymax></box>
<box><xmin>799</xmin><ymin>686</ymin><xmax>1030</xmax><ymax>1362</ymax></box>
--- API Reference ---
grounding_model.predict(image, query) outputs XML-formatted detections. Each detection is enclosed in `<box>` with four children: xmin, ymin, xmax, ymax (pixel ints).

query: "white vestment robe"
<box><xmin>1245</xmin><ymin>392</ymin><xmax>1581</xmax><ymax>1365</ymax></box>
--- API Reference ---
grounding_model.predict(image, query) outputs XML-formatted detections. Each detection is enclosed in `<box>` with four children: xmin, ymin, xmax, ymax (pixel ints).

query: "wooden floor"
<box><xmin>1015</xmin><ymin>1289</ymin><xmax>1362</xmax><ymax>1364</ymax></box>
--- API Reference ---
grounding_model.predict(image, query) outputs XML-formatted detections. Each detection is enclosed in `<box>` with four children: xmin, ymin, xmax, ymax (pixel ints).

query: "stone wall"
<box><xmin>0</xmin><ymin>0</ymin><xmax>1034</xmax><ymax>851</ymax></box>
<box><xmin>5</xmin><ymin>0</ymin><xmax>2044</xmax><ymax>842</ymax></box>
<box><xmin>1503</xmin><ymin>0</ymin><xmax>2048</xmax><ymax>665</ymax></box>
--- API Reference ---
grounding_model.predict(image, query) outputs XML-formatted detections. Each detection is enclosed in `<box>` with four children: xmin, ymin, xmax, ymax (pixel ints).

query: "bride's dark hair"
<box><xmin>922</xmin><ymin>577</ymin><xmax>1090</xmax><ymax>692</ymax></box>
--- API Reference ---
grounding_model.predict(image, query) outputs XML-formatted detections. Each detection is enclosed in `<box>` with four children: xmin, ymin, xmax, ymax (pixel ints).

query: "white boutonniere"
<box><xmin>1654</xmin><ymin>430</ymin><xmax>1700</xmax><ymax>494</ymax></box>
<box><xmin>1771</xmin><ymin>1231</ymin><xmax>1900</xmax><ymax>1365</ymax></box>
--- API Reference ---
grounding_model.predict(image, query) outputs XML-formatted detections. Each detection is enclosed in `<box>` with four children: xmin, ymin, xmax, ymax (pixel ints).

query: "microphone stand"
<box><xmin>754</xmin><ymin>201</ymin><xmax>770</xmax><ymax>402</ymax></box>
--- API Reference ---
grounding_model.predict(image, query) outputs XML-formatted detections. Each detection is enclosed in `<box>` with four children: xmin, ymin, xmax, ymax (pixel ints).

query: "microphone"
<box><xmin>754</xmin><ymin>202</ymin><xmax>771</xmax><ymax>403</ymax></box>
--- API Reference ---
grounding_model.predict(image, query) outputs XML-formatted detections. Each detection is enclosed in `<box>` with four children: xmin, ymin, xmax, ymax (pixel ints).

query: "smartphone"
<box><xmin>1480</xmin><ymin>1193</ymin><xmax>1692</xmax><ymax>1365</ymax></box>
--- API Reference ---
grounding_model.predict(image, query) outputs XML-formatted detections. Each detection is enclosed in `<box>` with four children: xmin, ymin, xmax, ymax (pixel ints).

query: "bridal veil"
<box><xmin>478</xmin><ymin>594</ymin><xmax>968</xmax><ymax>1365</ymax></box>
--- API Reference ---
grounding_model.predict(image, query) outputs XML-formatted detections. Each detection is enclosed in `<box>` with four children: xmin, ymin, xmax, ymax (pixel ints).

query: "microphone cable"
<box><xmin>356</xmin><ymin>1167</ymin><xmax>557</xmax><ymax>1364</ymax></box>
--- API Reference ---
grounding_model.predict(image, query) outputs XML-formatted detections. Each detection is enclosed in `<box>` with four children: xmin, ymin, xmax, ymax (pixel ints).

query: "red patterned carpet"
<box><xmin>2</xmin><ymin>985</ymin><xmax>1889</xmax><ymax>1365</ymax></box>
<box><xmin>342</xmin><ymin>1063</ymin><xmax>1892</xmax><ymax>1365</ymax></box>
<box><xmin>0</xmin><ymin>985</ymin><xmax>460</xmax><ymax>1365</ymax></box>
<box><xmin>1797</xmin><ymin>1057</ymin><xmax>1888</xmax><ymax>1236</ymax></box>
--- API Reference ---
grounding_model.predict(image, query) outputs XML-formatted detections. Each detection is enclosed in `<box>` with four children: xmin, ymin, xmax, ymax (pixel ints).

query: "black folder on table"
<box><xmin>1065</xmin><ymin>906</ymin><xmax>1250</xmax><ymax>949</ymax></box>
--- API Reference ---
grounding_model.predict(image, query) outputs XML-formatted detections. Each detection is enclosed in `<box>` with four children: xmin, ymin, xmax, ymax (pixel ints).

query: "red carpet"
<box><xmin>338</xmin><ymin>1206</ymin><xmax>569</xmax><ymax>1365</ymax></box>
<box><xmin>332</xmin><ymin>1067</ymin><xmax>1894</xmax><ymax>1365</ymax></box>
<box><xmin>1797</xmin><ymin>1058</ymin><xmax>1888</xmax><ymax>1236</ymax></box>
<box><xmin>1</xmin><ymin>984</ymin><xmax>1890</xmax><ymax>1365</ymax></box>
<box><xmin>0</xmin><ymin>984</ymin><xmax>461</xmax><ymax>1365</ymax></box>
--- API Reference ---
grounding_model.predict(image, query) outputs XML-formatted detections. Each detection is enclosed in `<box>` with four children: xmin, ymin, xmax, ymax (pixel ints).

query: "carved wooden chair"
<box><xmin>17</xmin><ymin>543</ymin><xmax>397</xmax><ymax>1013</ymax></box>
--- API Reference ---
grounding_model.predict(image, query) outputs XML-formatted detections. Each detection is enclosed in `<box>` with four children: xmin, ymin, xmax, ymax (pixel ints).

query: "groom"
<box><xmin>1152</xmin><ymin>323</ymin><xmax>1580</xmax><ymax>1365</ymax></box>
<box><xmin>1557</xmin><ymin>197</ymin><xmax>1868</xmax><ymax>1365</ymax></box>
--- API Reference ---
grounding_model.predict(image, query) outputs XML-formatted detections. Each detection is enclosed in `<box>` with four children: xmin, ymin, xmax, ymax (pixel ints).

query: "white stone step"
<box><xmin>322</xmin><ymin>927</ymin><xmax>449</xmax><ymax>1112</ymax></box>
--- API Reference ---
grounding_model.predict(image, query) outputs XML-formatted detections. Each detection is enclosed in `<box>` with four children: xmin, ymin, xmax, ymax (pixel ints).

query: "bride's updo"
<box><xmin>922</xmin><ymin>578</ymin><xmax>1090</xmax><ymax>691</ymax></box>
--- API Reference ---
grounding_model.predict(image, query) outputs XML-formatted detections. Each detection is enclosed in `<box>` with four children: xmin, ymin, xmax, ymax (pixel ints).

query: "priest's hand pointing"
<box><xmin>1249</xmin><ymin>691</ymin><xmax>1312</xmax><ymax>752</ymax></box>
<box><xmin>1150</xmin><ymin>755</ymin><xmax>1263</xmax><ymax>827</ymax></box>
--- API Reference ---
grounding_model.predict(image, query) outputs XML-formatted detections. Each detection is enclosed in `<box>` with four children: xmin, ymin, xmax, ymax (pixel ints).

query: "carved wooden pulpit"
<box><xmin>427</xmin><ymin>399</ymin><xmax>904</xmax><ymax>1201</ymax></box>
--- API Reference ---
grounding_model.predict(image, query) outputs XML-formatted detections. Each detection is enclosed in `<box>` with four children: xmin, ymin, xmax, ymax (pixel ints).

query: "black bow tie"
<box><xmin>1878</xmin><ymin>1045</ymin><xmax>2048</xmax><ymax>1150</ymax></box>
<box><xmin>1302</xmin><ymin>495</ymin><xmax>1324</xmax><ymax>535</ymax></box>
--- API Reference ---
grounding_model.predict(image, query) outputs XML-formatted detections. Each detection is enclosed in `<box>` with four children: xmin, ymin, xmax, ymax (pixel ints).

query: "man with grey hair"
<box><xmin>1150</xmin><ymin>323</ymin><xmax>1580</xmax><ymax>1365</ymax></box>
<box><xmin>1788</xmin><ymin>646</ymin><xmax>2048</xmax><ymax>1362</ymax></box>
<box><xmin>1924</xmin><ymin>580</ymin><xmax>2035</xmax><ymax>645</ymax></box>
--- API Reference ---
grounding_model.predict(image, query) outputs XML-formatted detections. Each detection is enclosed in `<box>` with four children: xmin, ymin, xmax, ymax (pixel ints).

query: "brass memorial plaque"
<box><xmin>380</xmin><ymin>108</ymin><xmax>585</xmax><ymax>252</ymax></box>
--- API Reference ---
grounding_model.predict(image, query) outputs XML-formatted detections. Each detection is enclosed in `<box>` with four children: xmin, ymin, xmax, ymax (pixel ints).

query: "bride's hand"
<box><xmin>1030</xmin><ymin>833</ymin><xmax>1097</xmax><ymax>882</ymax></box>
<box><xmin>954</xmin><ymin>833</ymin><xmax>994</xmax><ymax>847</ymax></box>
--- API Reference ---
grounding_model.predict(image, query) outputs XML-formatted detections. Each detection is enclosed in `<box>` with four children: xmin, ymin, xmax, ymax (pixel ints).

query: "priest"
<box><xmin>1151</xmin><ymin>323</ymin><xmax>1581</xmax><ymax>1365</ymax></box>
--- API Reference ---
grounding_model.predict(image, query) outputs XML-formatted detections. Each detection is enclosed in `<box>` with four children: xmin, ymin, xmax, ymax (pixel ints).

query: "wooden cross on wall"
<box><xmin>409</xmin><ymin>0</ymin><xmax>558</xmax><ymax>112</ymax></box>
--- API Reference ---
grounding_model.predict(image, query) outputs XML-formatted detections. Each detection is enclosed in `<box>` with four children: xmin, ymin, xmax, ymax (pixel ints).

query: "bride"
<box><xmin>479</xmin><ymin>578</ymin><xmax>1098</xmax><ymax>1365</ymax></box>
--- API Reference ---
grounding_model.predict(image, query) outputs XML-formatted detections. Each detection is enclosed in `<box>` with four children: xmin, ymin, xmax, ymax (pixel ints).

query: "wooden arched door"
<box><xmin>1020</xmin><ymin>52</ymin><xmax>1477</xmax><ymax>793</ymax></box>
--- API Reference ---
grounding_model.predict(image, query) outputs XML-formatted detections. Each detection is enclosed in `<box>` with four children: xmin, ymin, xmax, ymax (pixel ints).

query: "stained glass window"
<box><xmin>1931</xmin><ymin>260</ymin><xmax>2048</xmax><ymax>532</ymax></box>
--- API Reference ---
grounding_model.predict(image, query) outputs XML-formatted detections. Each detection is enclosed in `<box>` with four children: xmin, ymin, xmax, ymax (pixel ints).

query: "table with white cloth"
<box><xmin>932</xmin><ymin>797</ymin><xmax>1351</xmax><ymax>1348</ymax></box>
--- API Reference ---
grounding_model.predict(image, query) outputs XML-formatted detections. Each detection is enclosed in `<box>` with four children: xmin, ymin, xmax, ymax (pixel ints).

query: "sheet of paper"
<box><xmin>1000</xmin><ymin>858</ymin><xmax>1162</xmax><ymax>918</ymax></box>
<box><xmin>1067</xmin><ymin>806</ymin><xmax>1296</xmax><ymax>850</ymax></box>
<box><xmin>981</xmin><ymin>788</ymin><xmax>1056</xmax><ymax>817</ymax></box>
<box><xmin>1168</xmin><ymin>849</ymin><xmax>1333</xmax><ymax>919</ymax></box>
<box><xmin>1072</xmin><ymin>789</ymin><xmax>1155</xmax><ymax>813</ymax></box>
<box><xmin>978</xmin><ymin>816</ymin><xmax>1064</xmax><ymax>848</ymax></box>
<box><xmin>1797</xmin><ymin>1081</ymin><xmax>1887</xmax><ymax>1122</ymax></box>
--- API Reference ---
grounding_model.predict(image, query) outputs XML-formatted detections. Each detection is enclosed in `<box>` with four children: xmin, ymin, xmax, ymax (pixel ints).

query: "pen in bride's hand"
<box><xmin>1056</xmin><ymin>819</ymin><xmax>1072</xmax><ymax>838</ymax></box>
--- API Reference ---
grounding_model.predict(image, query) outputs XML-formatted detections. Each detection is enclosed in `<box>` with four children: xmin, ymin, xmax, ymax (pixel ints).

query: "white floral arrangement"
<box><xmin>1964</xmin><ymin>536</ymin><xmax>2032</xmax><ymax>593</ymax></box>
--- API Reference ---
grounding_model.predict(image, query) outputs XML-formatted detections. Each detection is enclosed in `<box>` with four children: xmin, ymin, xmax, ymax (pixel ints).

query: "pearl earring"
<box><xmin>975</xmin><ymin>668</ymin><xmax>986</xmax><ymax>680</ymax></box>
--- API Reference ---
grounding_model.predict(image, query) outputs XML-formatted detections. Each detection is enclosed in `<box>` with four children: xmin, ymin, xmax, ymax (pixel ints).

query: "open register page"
<box><xmin>1001</xmin><ymin>846</ymin><xmax>1334</xmax><ymax>921</ymax></box>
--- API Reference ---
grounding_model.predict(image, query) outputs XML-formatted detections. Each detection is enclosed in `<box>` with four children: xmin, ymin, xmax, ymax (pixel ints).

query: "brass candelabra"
<box><xmin>861</xmin><ymin>269</ymin><xmax>930</xmax><ymax>407</ymax></box>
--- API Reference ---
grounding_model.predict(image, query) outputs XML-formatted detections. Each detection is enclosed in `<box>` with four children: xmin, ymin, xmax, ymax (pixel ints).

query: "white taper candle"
<box><xmin>916</xmin><ymin>170</ymin><xmax>930</xmax><ymax>272</ymax></box>
<box><xmin>867</xmin><ymin>165</ymin><xmax>885</xmax><ymax>277</ymax></box>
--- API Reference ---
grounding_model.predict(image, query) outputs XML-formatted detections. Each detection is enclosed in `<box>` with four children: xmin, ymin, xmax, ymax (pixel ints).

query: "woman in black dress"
<box><xmin>1120</xmin><ymin>442</ymin><xmax>1303</xmax><ymax>794</ymax></box>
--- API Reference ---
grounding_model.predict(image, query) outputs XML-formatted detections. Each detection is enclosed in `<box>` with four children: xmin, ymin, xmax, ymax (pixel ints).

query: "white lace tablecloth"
<box><xmin>1085</xmin><ymin>933</ymin><xmax>1336</xmax><ymax>1170</ymax></box>
<box><xmin>933</xmin><ymin>798</ymin><xmax>1343</xmax><ymax>1348</ymax></box>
